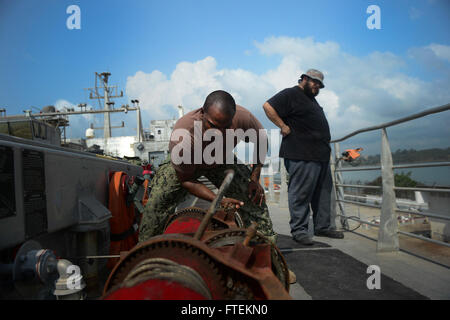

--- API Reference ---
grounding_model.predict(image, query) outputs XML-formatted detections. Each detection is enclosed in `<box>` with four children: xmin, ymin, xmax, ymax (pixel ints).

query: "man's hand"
<box><xmin>221</xmin><ymin>197</ymin><xmax>244</xmax><ymax>209</ymax></box>
<box><xmin>182</xmin><ymin>180</ymin><xmax>244</xmax><ymax>210</ymax></box>
<box><xmin>281</xmin><ymin>124</ymin><xmax>291</xmax><ymax>137</ymax></box>
<box><xmin>263</xmin><ymin>102</ymin><xmax>290</xmax><ymax>137</ymax></box>
<box><xmin>247</xmin><ymin>180</ymin><xmax>265</xmax><ymax>207</ymax></box>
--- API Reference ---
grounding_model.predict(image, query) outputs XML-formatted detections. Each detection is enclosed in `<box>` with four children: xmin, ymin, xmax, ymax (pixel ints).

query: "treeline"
<box><xmin>342</xmin><ymin>147</ymin><xmax>450</xmax><ymax>166</ymax></box>
<box><xmin>344</xmin><ymin>172</ymin><xmax>422</xmax><ymax>200</ymax></box>
<box><xmin>364</xmin><ymin>172</ymin><xmax>418</xmax><ymax>200</ymax></box>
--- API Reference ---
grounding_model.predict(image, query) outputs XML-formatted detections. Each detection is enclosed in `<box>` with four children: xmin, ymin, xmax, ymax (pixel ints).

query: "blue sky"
<box><xmin>0</xmin><ymin>0</ymin><xmax>449</xmax><ymax>154</ymax></box>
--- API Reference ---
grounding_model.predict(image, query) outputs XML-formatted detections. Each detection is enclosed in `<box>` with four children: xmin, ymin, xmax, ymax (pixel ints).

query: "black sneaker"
<box><xmin>314</xmin><ymin>229</ymin><xmax>344</xmax><ymax>239</ymax></box>
<box><xmin>292</xmin><ymin>234</ymin><xmax>314</xmax><ymax>245</ymax></box>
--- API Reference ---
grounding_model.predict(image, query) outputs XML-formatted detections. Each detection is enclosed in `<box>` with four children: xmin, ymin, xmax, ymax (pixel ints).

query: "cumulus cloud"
<box><xmin>125</xmin><ymin>36</ymin><xmax>450</xmax><ymax>152</ymax></box>
<box><xmin>53</xmin><ymin>99</ymin><xmax>96</xmax><ymax>139</ymax></box>
<box><xmin>428</xmin><ymin>43</ymin><xmax>450</xmax><ymax>62</ymax></box>
<box><xmin>54</xmin><ymin>99</ymin><xmax>95</xmax><ymax>121</ymax></box>
<box><xmin>126</xmin><ymin>57</ymin><xmax>222</xmax><ymax>120</ymax></box>
<box><xmin>408</xmin><ymin>43</ymin><xmax>450</xmax><ymax>73</ymax></box>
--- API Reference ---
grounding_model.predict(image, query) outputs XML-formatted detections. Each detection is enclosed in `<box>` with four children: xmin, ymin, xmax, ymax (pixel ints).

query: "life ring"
<box><xmin>107</xmin><ymin>171</ymin><xmax>141</xmax><ymax>269</ymax></box>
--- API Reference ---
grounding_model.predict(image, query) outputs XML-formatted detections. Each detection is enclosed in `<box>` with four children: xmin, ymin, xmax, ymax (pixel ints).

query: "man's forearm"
<box><xmin>250</xmin><ymin>163</ymin><xmax>263</xmax><ymax>182</ymax></box>
<box><xmin>263</xmin><ymin>102</ymin><xmax>287</xmax><ymax>129</ymax></box>
<box><xmin>181</xmin><ymin>180</ymin><xmax>216</xmax><ymax>202</ymax></box>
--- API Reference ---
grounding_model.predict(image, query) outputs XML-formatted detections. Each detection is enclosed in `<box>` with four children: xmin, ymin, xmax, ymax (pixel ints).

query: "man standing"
<box><xmin>139</xmin><ymin>90</ymin><xmax>277</xmax><ymax>244</ymax></box>
<box><xmin>263</xmin><ymin>69</ymin><xmax>343</xmax><ymax>245</ymax></box>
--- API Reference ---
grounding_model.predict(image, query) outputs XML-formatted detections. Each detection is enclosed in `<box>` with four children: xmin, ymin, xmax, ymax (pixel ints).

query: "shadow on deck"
<box><xmin>176</xmin><ymin>181</ymin><xmax>450</xmax><ymax>300</ymax></box>
<box><xmin>269</xmin><ymin>204</ymin><xmax>450</xmax><ymax>300</ymax></box>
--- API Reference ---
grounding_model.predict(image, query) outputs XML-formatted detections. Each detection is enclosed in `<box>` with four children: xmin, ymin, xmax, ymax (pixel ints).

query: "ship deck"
<box><xmin>270</xmin><ymin>203</ymin><xmax>450</xmax><ymax>300</ymax></box>
<box><xmin>178</xmin><ymin>191</ymin><xmax>450</xmax><ymax>300</ymax></box>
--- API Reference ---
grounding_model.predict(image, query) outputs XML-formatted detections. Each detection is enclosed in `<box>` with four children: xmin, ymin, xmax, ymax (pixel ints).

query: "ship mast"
<box><xmin>85</xmin><ymin>72</ymin><xmax>124</xmax><ymax>141</ymax></box>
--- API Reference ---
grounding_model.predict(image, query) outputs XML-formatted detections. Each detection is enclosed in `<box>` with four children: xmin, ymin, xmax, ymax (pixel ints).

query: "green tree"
<box><xmin>363</xmin><ymin>171</ymin><xmax>420</xmax><ymax>200</ymax></box>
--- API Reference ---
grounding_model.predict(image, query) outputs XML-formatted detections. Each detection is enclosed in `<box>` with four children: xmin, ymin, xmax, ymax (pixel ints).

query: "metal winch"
<box><xmin>101</xmin><ymin>170</ymin><xmax>291</xmax><ymax>300</ymax></box>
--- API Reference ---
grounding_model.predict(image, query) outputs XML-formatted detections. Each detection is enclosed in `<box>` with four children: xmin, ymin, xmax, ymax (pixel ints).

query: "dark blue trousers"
<box><xmin>284</xmin><ymin>159</ymin><xmax>332</xmax><ymax>238</ymax></box>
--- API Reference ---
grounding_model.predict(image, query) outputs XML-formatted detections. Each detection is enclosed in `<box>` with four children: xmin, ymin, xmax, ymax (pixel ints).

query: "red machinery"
<box><xmin>102</xmin><ymin>170</ymin><xmax>291</xmax><ymax>300</ymax></box>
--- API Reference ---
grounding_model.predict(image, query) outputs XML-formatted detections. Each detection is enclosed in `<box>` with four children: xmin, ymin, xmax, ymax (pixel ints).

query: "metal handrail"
<box><xmin>337</xmin><ymin>199</ymin><xmax>381</xmax><ymax>209</ymax></box>
<box><xmin>393</xmin><ymin>162</ymin><xmax>450</xmax><ymax>169</ymax></box>
<box><xmin>336</xmin><ymin>214</ymin><xmax>380</xmax><ymax>228</ymax></box>
<box><xmin>340</xmin><ymin>198</ymin><xmax>450</xmax><ymax>221</ymax></box>
<box><xmin>336</xmin><ymin>184</ymin><xmax>381</xmax><ymax>189</ymax></box>
<box><xmin>335</xmin><ymin>166</ymin><xmax>381</xmax><ymax>172</ymax></box>
<box><xmin>331</xmin><ymin>103</ymin><xmax>450</xmax><ymax>143</ymax></box>
<box><xmin>331</xmin><ymin>103</ymin><xmax>450</xmax><ymax>254</ymax></box>
<box><xmin>337</xmin><ymin>213</ymin><xmax>450</xmax><ymax>248</ymax></box>
<box><xmin>398</xmin><ymin>231</ymin><xmax>450</xmax><ymax>248</ymax></box>
<box><xmin>343</xmin><ymin>194</ymin><xmax>377</xmax><ymax>200</ymax></box>
<box><xmin>393</xmin><ymin>186</ymin><xmax>450</xmax><ymax>193</ymax></box>
<box><xmin>335</xmin><ymin>161</ymin><xmax>450</xmax><ymax>172</ymax></box>
<box><xmin>395</xmin><ymin>208</ymin><xmax>450</xmax><ymax>221</ymax></box>
<box><xmin>336</xmin><ymin>183</ymin><xmax>450</xmax><ymax>193</ymax></box>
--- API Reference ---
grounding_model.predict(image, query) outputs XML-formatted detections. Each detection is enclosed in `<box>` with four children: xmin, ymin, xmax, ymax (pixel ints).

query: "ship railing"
<box><xmin>328</xmin><ymin>103</ymin><xmax>450</xmax><ymax>252</ymax></box>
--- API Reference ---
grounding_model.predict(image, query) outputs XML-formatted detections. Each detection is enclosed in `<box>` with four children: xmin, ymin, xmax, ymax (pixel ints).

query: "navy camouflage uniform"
<box><xmin>138</xmin><ymin>157</ymin><xmax>277</xmax><ymax>243</ymax></box>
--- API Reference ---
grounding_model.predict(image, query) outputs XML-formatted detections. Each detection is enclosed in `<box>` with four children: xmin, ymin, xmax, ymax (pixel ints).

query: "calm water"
<box><xmin>341</xmin><ymin>165</ymin><xmax>450</xmax><ymax>187</ymax></box>
<box><xmin>267</xmin><ymin>164</ymin><xmax>450</xmax><ymax>187</ymax></box>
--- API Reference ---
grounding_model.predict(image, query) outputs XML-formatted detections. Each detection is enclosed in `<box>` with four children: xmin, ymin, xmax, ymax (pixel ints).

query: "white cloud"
<box><xmin>427</xmin><ymin>43</ymin><xmax>450</xmax><ymax>62</ymax></box>
<box><xmin>124</xmin><ymin>36</ymin><xmax>449</xmax><ymax>150</ymax></box>
<box><xmin>54</xmin><ymin>99</ymin><xmax>95</xmax><ymax>122</ymax></box>
<box><xmin>348</xmin><ymin>104</ymin><xmax>361</xmax><ymax>113</ymax></box>
<box><xmin>255</xmin><ymin>36</ymin><xmax>340</xmax><ymax>65</ymax></box>
<box><xmin>126</xmin><ymin>57</ymin><xmax>222</xmax><ymax>120</ymax></box>
<box><xmin>53</xmin><ymin>99</ymin><xmax>97</xmax><ymax>139</ymax></box>
<box><xmin>317</xmin><ymin>90</ymin><xmax>340</xmax><ymax>120</ymax></box>
<box><xmin>52</xmin><ymin>99</ymin><xmax>137</xmax><ymax>139</ymax></box>
<box><xmin>372</xmin><ymin>75</ymin><xmax>423</xmax><ymax>101</ymax></box>
<box><xmin>408</xmin><ymin>43</ymin><xmax>450</xmax><ymax>72</ymax></box>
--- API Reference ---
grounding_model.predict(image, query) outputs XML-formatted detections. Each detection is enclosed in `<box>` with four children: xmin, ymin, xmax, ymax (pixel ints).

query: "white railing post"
<box><xmin>333</xmin><ymin>142</ymin><xmax>348</xmax><ymax>229</ymax></box>
<box><xmin>268</xmin><ymin>159</ymin><xmax>275</xmax><ymax>203</ymax></box>
<box><xmin>279</xmin><ymin>158</ymin><xmax>289</xmax><ymax>208</ymax></box>
<box><xmin>329</xmin><ymin>153</ymin><xmax>338</xmax><ymax>230</ymax></box>
<box><xmin>377</xmin><ymin>128</ymin><xmax>399</xmax><ymax>252</ymax></box>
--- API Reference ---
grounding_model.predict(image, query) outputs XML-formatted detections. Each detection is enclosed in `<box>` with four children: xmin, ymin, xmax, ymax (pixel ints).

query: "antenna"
<box><xmin>131</xmin><ymin>99</ymin><xmax>144</xmax><ymax>142</ymax></box>
<box><xmin>84</xmin><ymin>72</ymin><xmax>124</xmax><ymax>139</ymax></box>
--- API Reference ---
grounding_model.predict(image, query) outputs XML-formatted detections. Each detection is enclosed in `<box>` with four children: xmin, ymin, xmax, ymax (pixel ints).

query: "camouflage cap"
<box><xmin>301</xmin><ymin>69</ymin><xmax>325</xmax><ymax>88</ymax></box>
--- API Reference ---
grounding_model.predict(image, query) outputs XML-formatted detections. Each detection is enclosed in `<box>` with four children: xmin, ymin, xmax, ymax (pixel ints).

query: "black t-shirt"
<box><xmin>267</xmin><ymin>86</ymin><xmax>331</xmax><ymax>161</ymax></box>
